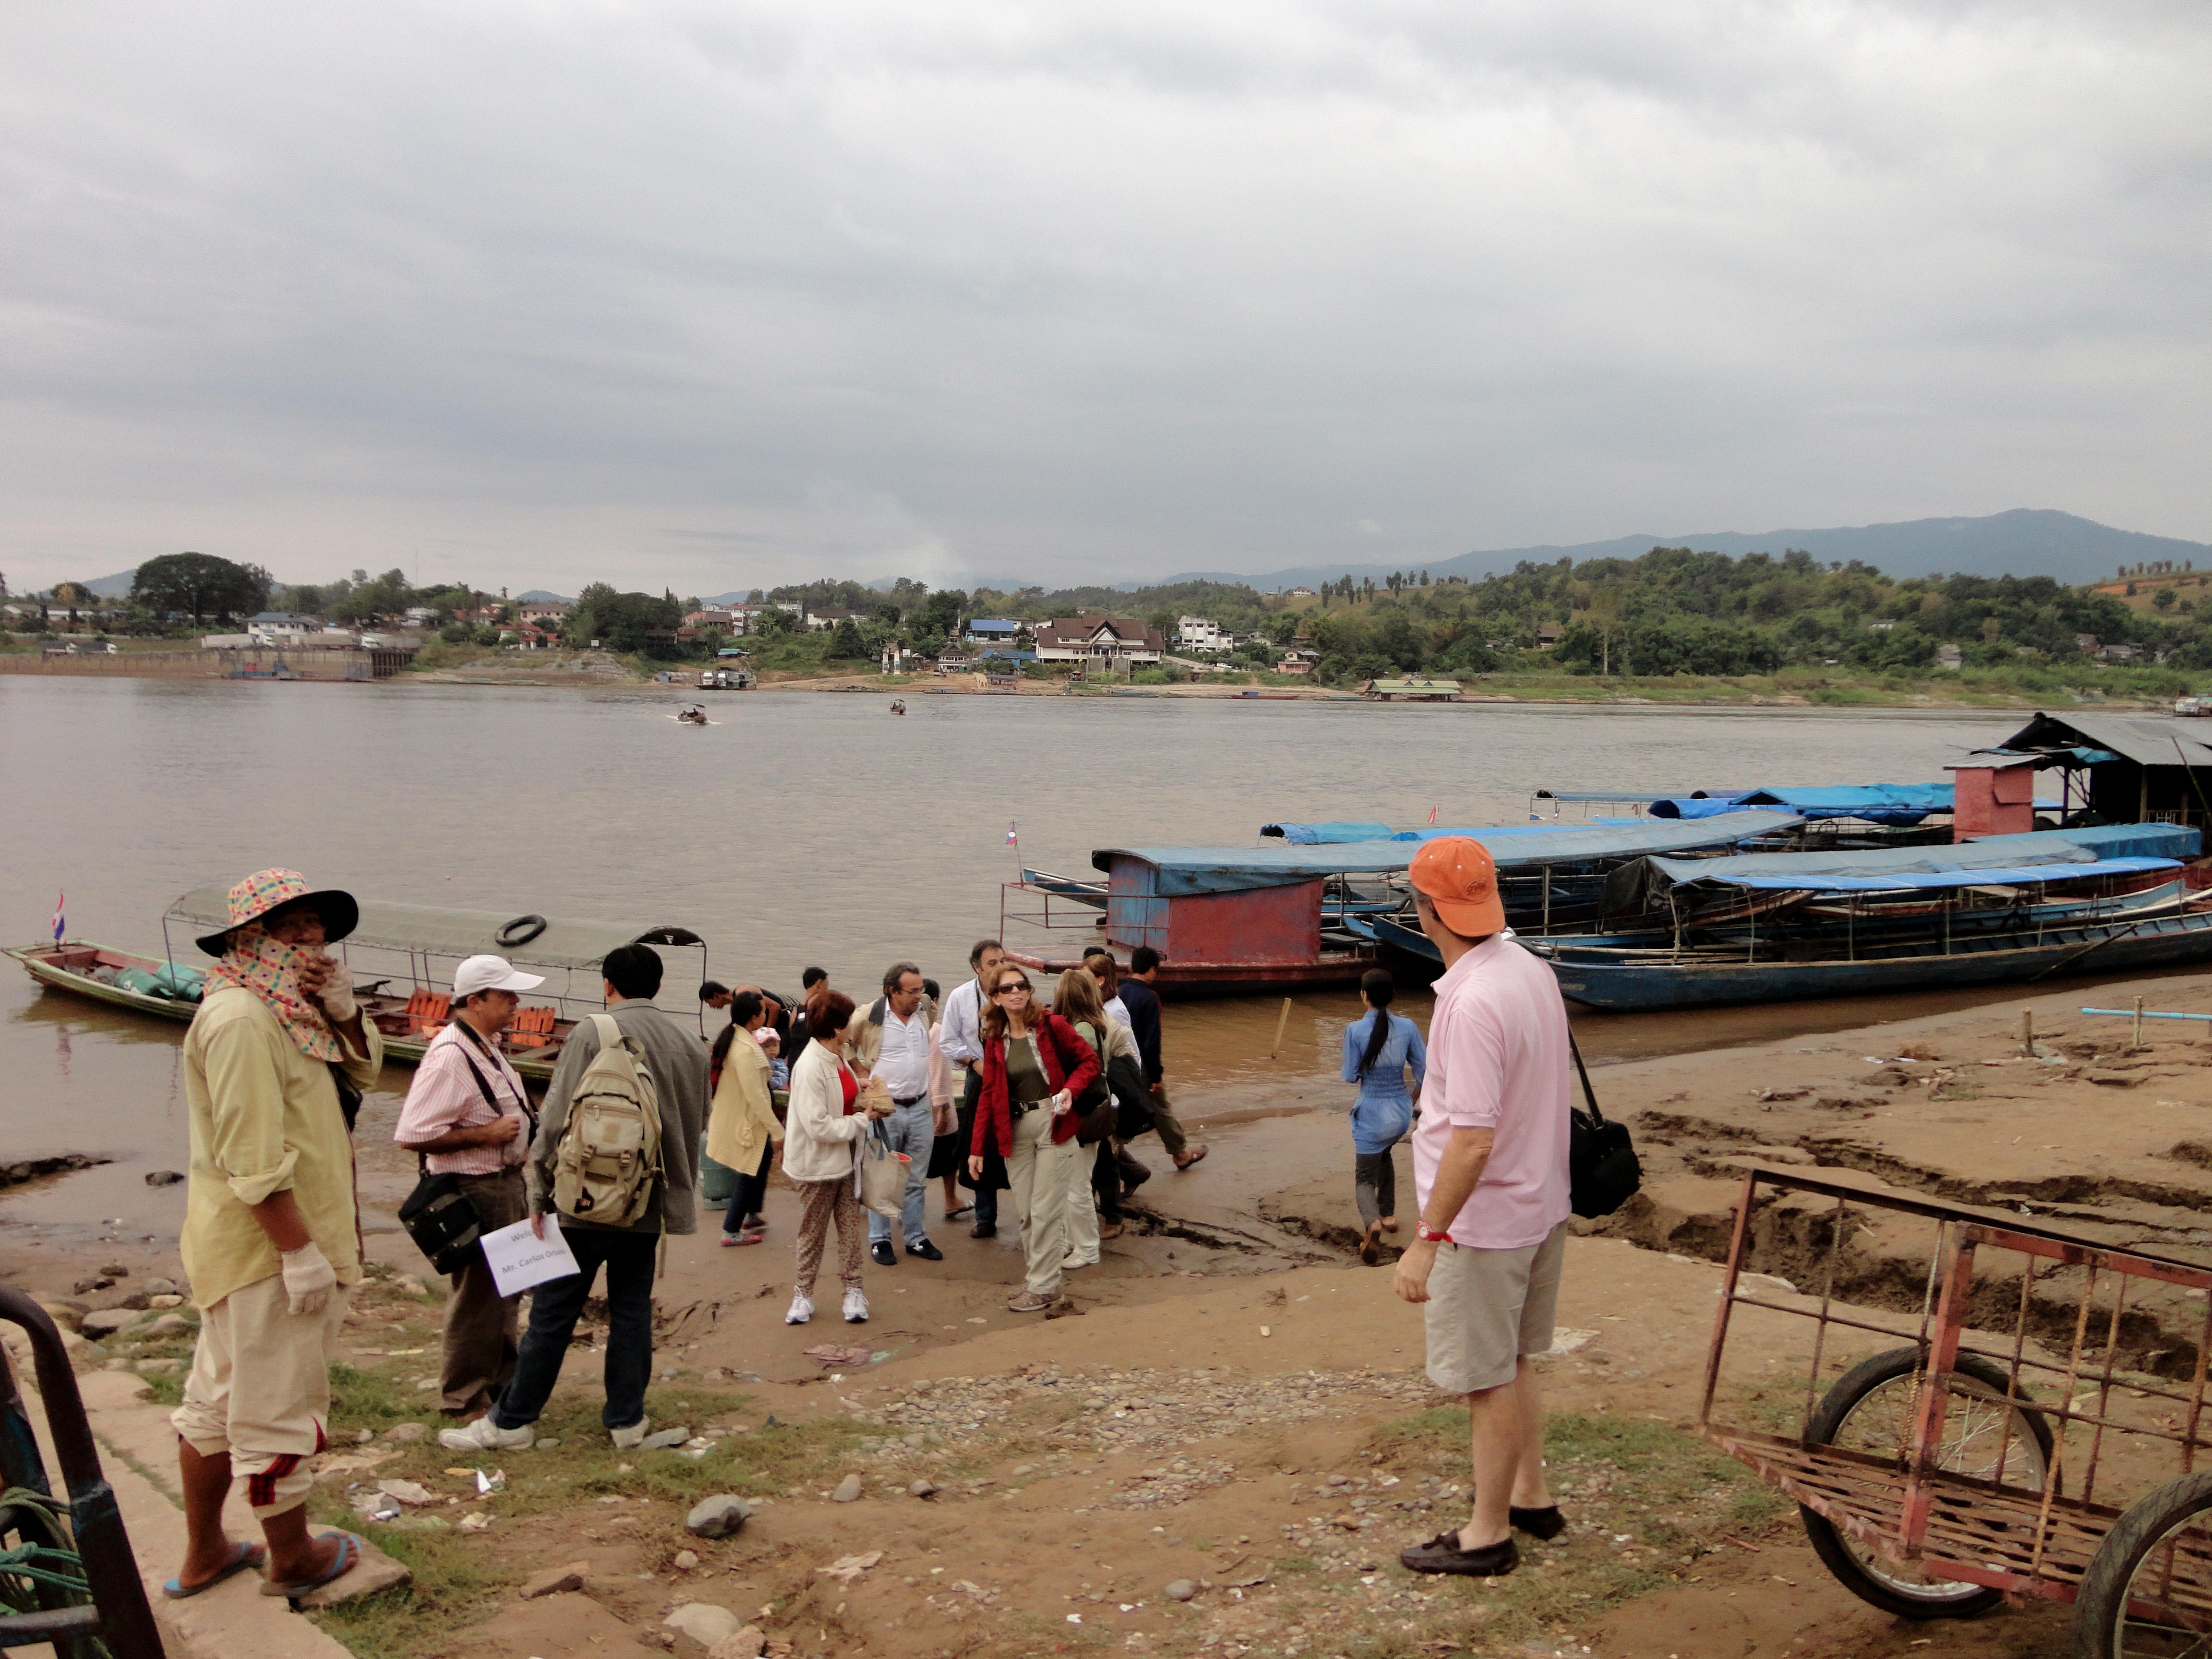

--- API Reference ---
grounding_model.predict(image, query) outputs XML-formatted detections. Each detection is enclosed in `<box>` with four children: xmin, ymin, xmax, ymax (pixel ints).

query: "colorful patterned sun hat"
<box><xmin>194</xmin><ymin>868</ymin><xmax>360</xmax><ymax>956</ymax></box>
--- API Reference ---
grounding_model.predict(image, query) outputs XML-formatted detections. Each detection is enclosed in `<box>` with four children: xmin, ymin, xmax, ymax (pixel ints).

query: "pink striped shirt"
<box><xmin>393</xmin><ymin>1021</ymin><xmax>530</xmax><ymax>1176</ymax></box>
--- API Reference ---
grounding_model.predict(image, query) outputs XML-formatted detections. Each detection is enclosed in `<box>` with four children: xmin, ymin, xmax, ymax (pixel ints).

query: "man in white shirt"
<box><xmin>850</xmin><ymin>962</ymin><xmax>941</xmax><ymax>1262</ymax></box>
<box><xmin>936</xmin><ymin>939</ymin><xmax>1004</xmax><ymax>1238</ymax></box>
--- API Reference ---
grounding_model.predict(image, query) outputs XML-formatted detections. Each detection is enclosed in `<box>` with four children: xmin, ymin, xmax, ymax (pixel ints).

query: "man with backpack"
<box><xmin>441</xmin><ymin>943</ymin><xmax>707</xmax><ymax>1454</ymax></box>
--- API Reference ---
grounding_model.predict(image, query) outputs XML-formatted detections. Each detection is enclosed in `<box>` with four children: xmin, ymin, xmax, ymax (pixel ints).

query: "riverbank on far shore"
<box><xmin>6</xmin><ymin>976</ymin><xmax>2188</xmax><ymax>1659</ymax></box>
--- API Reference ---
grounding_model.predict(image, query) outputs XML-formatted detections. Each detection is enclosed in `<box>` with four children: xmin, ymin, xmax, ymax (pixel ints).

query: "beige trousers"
<box><xmin>1004</xmin><ymin>1107</ymin><xmax>1080</xmax><ymax>1299</ymax></box>
<box><xmin>1062</xmin><ymin>1138</ymin><xmax>1101</xmax><ymax>1264</ymax></box>
<box><xmin>172</xmin><ymin>1273</ymin><xmax>349</xmax><ymax>1518</ymax></box>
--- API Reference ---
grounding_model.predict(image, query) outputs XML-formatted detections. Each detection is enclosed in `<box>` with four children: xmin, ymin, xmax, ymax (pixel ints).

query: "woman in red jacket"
<box><xmin>966</xmin><ymin>965</ymin><xmax>1102</xmax><ymax>1312</ymax></box>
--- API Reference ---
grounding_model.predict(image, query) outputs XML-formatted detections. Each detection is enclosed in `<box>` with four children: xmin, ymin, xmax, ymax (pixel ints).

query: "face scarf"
<box><xmin>203</xmin><ymin>922</ymin><xmax>346</xmax><ymax>1062</ymax></box>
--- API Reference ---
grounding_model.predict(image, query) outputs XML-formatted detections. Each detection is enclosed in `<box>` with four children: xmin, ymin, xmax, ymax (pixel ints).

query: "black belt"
<box><xmin>894</xmin><ymin>1094</ymin><xmax>927</xmax><ymax>1106</ymax></box>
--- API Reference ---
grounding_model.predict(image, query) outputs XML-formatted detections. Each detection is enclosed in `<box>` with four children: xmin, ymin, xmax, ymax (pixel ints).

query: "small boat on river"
<box><xmin>7</xmin><ymin>889</ymin><xmax>709</xmax><ymax>1081</ymax></box>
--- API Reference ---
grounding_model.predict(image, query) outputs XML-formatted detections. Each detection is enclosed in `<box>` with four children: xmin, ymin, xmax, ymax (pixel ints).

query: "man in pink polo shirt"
<box><xmin>1393</xmin><ymin>836</ymin><xmax>1573</xmax><ymax>1578</ymax></box>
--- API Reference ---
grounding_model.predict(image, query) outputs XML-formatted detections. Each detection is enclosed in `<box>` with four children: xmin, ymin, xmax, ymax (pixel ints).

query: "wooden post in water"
<box><xmin>1269</xmin><ymin>996</ymin><xmax>1294</xmax><ymax>1061</ymax></box>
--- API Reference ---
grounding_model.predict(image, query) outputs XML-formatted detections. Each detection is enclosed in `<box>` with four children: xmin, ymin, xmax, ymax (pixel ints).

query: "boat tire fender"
<box><xmin>496</xmin><ymin>914</ymin><xmax>548</xmax><ymax>948</ymax></box>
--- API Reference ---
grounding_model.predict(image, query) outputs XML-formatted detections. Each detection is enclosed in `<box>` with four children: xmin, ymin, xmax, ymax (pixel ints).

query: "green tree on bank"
<box><xmin>130</xmin><ymin>552</ymin><xmax>272</xmax><ymax>625</ymax></box>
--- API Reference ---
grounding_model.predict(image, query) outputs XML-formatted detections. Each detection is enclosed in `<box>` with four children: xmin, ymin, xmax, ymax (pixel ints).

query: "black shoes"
<box><xmin>869</xmin><ymin>1241</ymin><xmax>897</xmax><ymax>1267</ymax></box>
<box><xmin>906</xmin><ymin>1238</ymin><xmax>944</xmax><ymax>1262</ymax></box>
<box><xmin>1398</xmin><ymin>1532</ymin><xmax>1518</xmax><ymax>1577</ymax></box>
<box><xmin>970</xmin><ymin>1220</ymin><xmax>997</xmax><ymax>1239</ymax></box>
<box><xmin>1510</xmin><ymin>1505</ymin><xmax>1566</xmax><ymax>1541</ymax></box>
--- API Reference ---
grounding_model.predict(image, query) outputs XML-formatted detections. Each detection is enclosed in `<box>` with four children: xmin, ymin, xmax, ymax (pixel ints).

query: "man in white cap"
<box><xmin>393</xmin><ymin>954</ymin><xmax>543</xmax><ymax>1420</ymax></box>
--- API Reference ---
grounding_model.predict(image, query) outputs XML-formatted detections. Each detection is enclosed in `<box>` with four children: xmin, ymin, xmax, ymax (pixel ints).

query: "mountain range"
<box><xmin>1156</xmin><ymin>510</ymin><xmax>2209</xmax><ymax>593</ymax></box>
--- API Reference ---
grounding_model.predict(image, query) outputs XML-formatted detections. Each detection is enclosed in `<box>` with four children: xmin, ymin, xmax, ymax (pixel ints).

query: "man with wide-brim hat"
<box><xmin>1390</xmin><ymin>837</ymin><xmax>1574</xmax><ymax>1582</ymax></box>
<box><xmin>167</xmin><ymin>868</ymin><xmax>377</xmax><ymax>1603</ymax></box>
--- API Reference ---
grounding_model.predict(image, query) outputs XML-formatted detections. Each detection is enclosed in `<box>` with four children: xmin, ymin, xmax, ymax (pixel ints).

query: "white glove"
<box><xmin>318</xmin><ymin>971</ymin><xmax>358</xmax><ymax>1023</ymax></box>
<box><xmin>281</xmin><ymin>1242</ymin><xmax>338</xmax><ymax>1316</ymax></box>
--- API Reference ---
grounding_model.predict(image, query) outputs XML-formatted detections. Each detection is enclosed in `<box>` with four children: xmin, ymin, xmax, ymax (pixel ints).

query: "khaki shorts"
<box><xmin>171</xmin><ymin>1273</ymin><xmax>349</xmax><ymax>1518</ymax></box>
<box><xmin>1422</xmin><ymin>1220</ymin><xmax>1568</xmax><ymax>1395</ymax></box>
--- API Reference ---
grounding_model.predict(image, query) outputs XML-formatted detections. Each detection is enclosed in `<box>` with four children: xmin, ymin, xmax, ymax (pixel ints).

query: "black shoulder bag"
<box><xmin>1567</xmin><ymin>1032</ymin><xmax>1641</xmax><ymax>1219</ymax></box>
<box><xmin>397</xmin><ymin>1035</ymin><xmax>520</xmax><ymax>1276</ymax></box>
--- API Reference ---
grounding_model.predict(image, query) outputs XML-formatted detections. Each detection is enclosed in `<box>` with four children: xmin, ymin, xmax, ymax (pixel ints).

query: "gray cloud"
<box><xmin>2</xmin><ymin>0</ymin><xmax>2207</xmax><ymax>594</ymax></box>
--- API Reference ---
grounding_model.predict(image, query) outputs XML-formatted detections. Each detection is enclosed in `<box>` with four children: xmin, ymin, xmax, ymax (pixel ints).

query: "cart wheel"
<box><xmin>1799</xmin><ymin>1345</ymin><xmax>2054</xmax><ymax>1620</ymax></box>
<box><xmin>2071</xmin><ymin>1469</ymin><xmax>2212</xmax><ymax>1658</ymax></box>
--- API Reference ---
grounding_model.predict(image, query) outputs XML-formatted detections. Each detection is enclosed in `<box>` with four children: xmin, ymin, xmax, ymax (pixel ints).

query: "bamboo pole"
<box><xmin>1269</xmin><ymin>996</ymin><xmax>1294</xmax><ymax>1060</ymax></box>
<box><xmin>2021</xmin><ymin>1009</ymin><xmax>2034</xmax><ymax>1058</ymax></box>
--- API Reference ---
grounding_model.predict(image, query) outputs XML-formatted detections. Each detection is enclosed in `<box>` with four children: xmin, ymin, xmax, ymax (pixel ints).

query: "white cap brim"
<box><xmin>452</xmin><ymin>954</ymin><xmax>547</xmax><ymax>998</ymax></box>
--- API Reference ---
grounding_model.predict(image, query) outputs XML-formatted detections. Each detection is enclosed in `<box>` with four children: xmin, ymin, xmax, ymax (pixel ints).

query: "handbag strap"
<box><xmin>1567</xmin><ymin>1031</ymin><xmax>1605</xmax><ymax>1127</ymax></box>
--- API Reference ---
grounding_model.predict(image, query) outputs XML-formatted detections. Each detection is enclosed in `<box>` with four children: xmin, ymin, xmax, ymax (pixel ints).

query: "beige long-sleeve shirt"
<box><xmin>705</xmin><ymin>1033</ymin><xmax>781</xmax><ymax>1177</ymax></box>
<box><xmin>180</xmin><ymin>985</ymin><xmax>383</xmax><ymax>1310</ymax></box>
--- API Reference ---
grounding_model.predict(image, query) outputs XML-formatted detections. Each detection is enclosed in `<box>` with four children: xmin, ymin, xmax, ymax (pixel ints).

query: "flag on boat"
<box><xmin>51</xmin><ymin>892</ymin><xmax>64</xmax><ymax>943</ymax></box>
<box><xmin>1005</xmin><ymin>822</ymin><xmax>1019</xmax><ymax>846</ymax></box>
<box><xmin>1427</xmin><ymin>805</ymin><xmax>1438</xmax><ymax>824</ymax></box>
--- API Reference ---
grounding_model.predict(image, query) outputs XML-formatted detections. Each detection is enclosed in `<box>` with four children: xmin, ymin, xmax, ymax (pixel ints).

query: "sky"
<box><xmin>3</xmin><ymin>1</ymin><xmax>2208</xmax><ymax>597</ymax></box>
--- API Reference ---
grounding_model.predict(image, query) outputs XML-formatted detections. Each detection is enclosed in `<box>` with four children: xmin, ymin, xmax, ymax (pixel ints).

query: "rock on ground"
<box><xmin>1166</xmin><ymin>1579</ymin><xmax>1197</xmax><ymax>1601</ymax></box>
<box><xmin>663</xmin><ymin>1602</ymin><xmax>743</xmax><ymax>1646</ymax></box>
<box><xmin>685</xmin><ymin>1494</ymin><xmax>752</xmax><ymax>1539</ymax></box>
<box><xmin>380</xmin><ymin>1422</ymin><xmax>428</xmax><ymax>1443</ymax></box>
<box><xmin>81</xmin><ymin>1310</ymin><xmax>140</xmax><ymax>1336</ymax></box>
<box><xmin>640</xmin><ymin>1425</ymin><xmax>690</xmax><ymax>1449</ymax></box>
<box><xmin>704</xmin><ymin>1630</ymin><xmax>765</xmax><ymax>1659</ymax></box>
<box><xmin>294</xmin><ymin>1535</ymin><xmax>411</xmax><ymax>1609</ymax></box>
<box><xmin>831</xmin><ymin>1473</ymin><xmax>863</xmax><ymax>1502</ymax></box>
<box><xmin>519</xmin><ymin>1561</ymin><xmax>589</xmax><ymax>1599</ymax></box>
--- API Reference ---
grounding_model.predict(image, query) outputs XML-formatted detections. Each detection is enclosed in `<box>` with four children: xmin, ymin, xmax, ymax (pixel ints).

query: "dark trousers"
<box><xmin>1092</xmin><ymin>1140</ymin><xmax>1122</xmax><ymax>1221</ymax></box>
<box><xmin>491</xmin><ymin>1224</ymin><xmax>658</xmax><ymax>1433</ymax></box>
<box><xmin>440</xmin><ymin>1169</ymin><xmax>528</xmax><ymax>1415</ymax></box>
<box><xmin>956</xmin><ymin>1069</ymin><xmax>998</xmax><ymax>1226</ymax></box>
<box><xmin>1355</xmin><ymin>1149</ymin><xmax>1398</xmax><ymax>1230</ymax></box>
<box><xmin>721</xmin><ymin>1143</ymin><xmax>772</xmax><ymax>1237</ymax></box>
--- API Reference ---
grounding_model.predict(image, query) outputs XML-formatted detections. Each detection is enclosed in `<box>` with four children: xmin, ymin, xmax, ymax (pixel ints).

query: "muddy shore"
<box><xmin>13</xmin><ymin>976</ymin><xmax>2207</xmax><ymax>1659</ymax></box>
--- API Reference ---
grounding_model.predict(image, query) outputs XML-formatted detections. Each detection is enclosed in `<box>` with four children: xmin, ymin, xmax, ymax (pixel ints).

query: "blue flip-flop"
<box><xmin>260</xmin><ymin>1531</ymin><xmax>362</xmax><ymax>1600</ymax></box>
<box><xmin>163</xmin><ymin>1540</ymin><xmax>266</xmax><ymax>1599</ymax></box>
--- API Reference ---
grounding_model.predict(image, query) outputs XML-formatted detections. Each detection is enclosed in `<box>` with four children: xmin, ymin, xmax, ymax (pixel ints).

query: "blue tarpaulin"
<box><xmin>1259</xmin><ymin>822</ymin><xmax>1398</xmax><ymax>844</ymax></box>
<box><xmin>1098</xmin><ymin>811</ymin><xmax>1805</xmax><ymax>894</ymax></box>
<box><xmin>1645</xmin><ymin>822</ymin><xmax>2200</xmax><ymax>893</ymax></box>
<box><xmin>1262</xmin><ymin>820</ymin><xmax>1646</xmax><ymax>842</ymax></box>
<box><xmin>1650</xmin><ymin>783</ymin><xmax>1956</xmax><ymax>824</ymax></box>
<box><xmin>1652</xmin><ymin>856</ymin><xmax>2180</xmax><ymax>893</ymax></box>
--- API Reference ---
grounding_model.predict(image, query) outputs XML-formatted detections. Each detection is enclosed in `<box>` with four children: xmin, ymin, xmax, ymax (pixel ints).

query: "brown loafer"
<box><xmin>1398</xmin><ymin>1531</ymin><xmax>1518</xmax><ymax>1577</ymax></box>
<box><xmin>1173</xmin><ymin>1144</ymin><xmax>1209</xmax><ymax>1171</ymax></box>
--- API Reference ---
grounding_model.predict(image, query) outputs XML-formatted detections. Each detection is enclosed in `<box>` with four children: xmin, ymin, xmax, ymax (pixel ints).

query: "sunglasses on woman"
<box><xmin>993</xmin><ymin>982</ymin><xmax>1032</xmax><ymax>997</ymax></box>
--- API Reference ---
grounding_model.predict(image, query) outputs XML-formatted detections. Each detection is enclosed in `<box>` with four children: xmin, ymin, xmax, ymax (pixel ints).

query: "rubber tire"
<box><xmin>494</xmin><ymin>914</ymin><xmax>547</xmax><ymax>948</ymax></box>
<box><xmin>1798</xmin><ymin>1345</ymin><xmax>2055</xmax><ymax>1621</ymax></box>
<box><xmin>2070</xmin><ymin>1469</ymin><xmax>2212</xmax><ymax>1659</ymax></box>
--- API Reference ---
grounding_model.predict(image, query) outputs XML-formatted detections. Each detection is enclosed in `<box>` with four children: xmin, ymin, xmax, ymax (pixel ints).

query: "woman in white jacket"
<box><xmin>782</xmin><ymin>990</ymin><xmax>891</xmax><ymax>1326</ymax></box>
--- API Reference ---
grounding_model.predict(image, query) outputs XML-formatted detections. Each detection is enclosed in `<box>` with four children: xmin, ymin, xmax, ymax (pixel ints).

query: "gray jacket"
<box><xmin>528</xmin><ymin>998</ymin><xmax>709</xmax><ymax>1235</ymax></box>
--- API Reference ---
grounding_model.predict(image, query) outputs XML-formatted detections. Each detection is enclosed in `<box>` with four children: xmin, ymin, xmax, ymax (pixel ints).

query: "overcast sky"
<box><xmin>3</xmin><ymin>2</ymin><xmax>2207</xmax><ymax>596</ymax></box>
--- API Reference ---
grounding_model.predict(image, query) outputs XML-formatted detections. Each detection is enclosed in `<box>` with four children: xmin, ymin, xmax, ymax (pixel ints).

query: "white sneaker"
<box><xmin>437</xmin><ymin>1414</ymin><xmax>534</xmax><ymax>1454</ymax></box>
<box><xmin>785</xmin><ymin>1292</ymin><xmax>814</xmax><ymax>1325</ymax></box>
<box><xmin>608</xmin><ymin>1415</ymin><xmax>651</xmax><ymax>1450</ymax></box>
<box><xmin>1061</xmin><ymin>1253</ymin><xmax>1098</xmax><ymax>1271</ymax></box>
<box><xmin>842</xmin><ymin>1288</ymin><xmax>869</xmax><ymax>1323</ymax></box>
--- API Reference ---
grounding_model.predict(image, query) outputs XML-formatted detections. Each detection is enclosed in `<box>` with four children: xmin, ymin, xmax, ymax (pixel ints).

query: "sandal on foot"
<box><xmin>261</xmin><ymin>1531</ymin><xmax>363</xmax><ymax>1600</ymax></box>
<box><xmin>946</xmin><ymin>1204</ymin><xmax>974</xmax><ymax>1220</ymax></box>
<box><xmin>163</xmin><ymin>1540</ymin><xmax>265</xmax><ymax>1599</ymax></box>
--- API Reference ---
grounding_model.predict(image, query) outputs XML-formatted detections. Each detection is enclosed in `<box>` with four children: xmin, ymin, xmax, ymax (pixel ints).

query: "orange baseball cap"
<box><xmin>1408</xmin><ymin>836</ymin><xmax>1505</xmax><ymax>936</ymax></box>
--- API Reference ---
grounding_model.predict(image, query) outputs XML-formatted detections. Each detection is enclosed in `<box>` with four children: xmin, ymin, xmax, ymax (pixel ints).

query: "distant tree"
<box><xmin>2155</xmin><ymin>588</ymin><xmax>2178</xmax><ymax>613</ymax></box>
<box><xmin>278</xmin><ymin>584</ymin><xmax>326</xmax><ymax>616</ymax></box>
<box><xmin>754</xmin><ymin>605</ymin><xmax>795</xmax><ymax>639</ymax></box>
<box><xmin>329</xmin><ymin>567</ymin><xmax>409</xmax><ymax>624</ymax></box>
<box><xmin>567</xmin><ymin>584</ymin><xmax>685</xmax><ymax>657</ymax></box>
<box><xmin>131</xmin><ymin>552</ymin><xmax>272</xmax><ymax>624</ymax></box>
<box><xmin>830</xmin><ymin>616</ymin><xmax>866</xmax><ymax>657</ymax></box>
<box><xmin>912</xmin><ymin>588</ymin><xmax>966</xmax><ymax>640</ymax></box>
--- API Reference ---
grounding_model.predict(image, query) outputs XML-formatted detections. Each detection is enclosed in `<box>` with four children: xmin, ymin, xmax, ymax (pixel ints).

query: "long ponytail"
<box><xmin>1355</xmin><ymin>969</ymin><xmax>1395</xmax><ymax>1082</ymax></box>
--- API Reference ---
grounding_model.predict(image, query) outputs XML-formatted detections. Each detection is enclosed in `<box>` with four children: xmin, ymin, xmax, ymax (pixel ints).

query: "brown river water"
<box><xmin>0</xmin><ymin>676</ymin><xmax>2051</xmax><ymax>1248</ymax></box>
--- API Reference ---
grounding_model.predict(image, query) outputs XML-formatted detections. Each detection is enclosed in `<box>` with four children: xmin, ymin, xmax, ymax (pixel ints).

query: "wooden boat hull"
<box><xmin>8</xmin><ymin>940</ymin><xmax>567</xmax><ymax>1080</ymax></box>
<box><xmin>1539</xmin><ymin>909</ymin><xmax>2212</xmax><ymax>1011</ymax></box>
<box><xmin>1002</xmin><ymin>945</ymin><xmax>1374</xmax><ymax>999</ymax></box>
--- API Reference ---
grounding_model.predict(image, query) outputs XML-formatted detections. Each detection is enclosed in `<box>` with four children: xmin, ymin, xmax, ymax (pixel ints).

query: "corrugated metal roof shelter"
<box><xmin>1095</xmin><ymin>810</ymin><xmax>1805</xmax><ymax>894</ymax></box>
<box><xmin>1986</xmin><ymin>713</ymin><xmax>2212</xmax><ymax>828</ymax></box>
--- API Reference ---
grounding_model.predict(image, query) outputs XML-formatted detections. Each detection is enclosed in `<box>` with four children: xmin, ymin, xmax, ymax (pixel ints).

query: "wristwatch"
<box><xmin>1415</xmin><ymin>1222</ymin><xmax>1452</xmax><ymax>1244</ymax></box>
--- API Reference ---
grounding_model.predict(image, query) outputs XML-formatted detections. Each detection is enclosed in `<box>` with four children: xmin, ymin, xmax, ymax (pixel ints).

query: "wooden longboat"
<box><xmin>9</xmin><ymin>889</ymin><xmax>709</xmax><ymax>1081</ymax></box>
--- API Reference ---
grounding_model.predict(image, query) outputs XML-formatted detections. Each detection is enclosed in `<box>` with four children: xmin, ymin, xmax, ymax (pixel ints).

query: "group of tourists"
<box><xmin>694</xmin><ymin>940</ymin><xmax>1210</xmax><ymax>1324</ymax></box>
<box><xmin>161</xmin><ymin>828</ymin><xmax>1576</xmax><ymax>1602</ymax></box>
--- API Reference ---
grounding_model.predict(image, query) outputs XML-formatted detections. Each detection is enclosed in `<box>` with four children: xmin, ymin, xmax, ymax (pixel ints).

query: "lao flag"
<box><xmin>1005</xmin><ymin>822</ymin><xmax>1019</xmax><ymax>846</ymax></box>
<box><xmin>51</xmin><ymin>892</ymin><xmax>64</xmax><ymax>943</ymax></box>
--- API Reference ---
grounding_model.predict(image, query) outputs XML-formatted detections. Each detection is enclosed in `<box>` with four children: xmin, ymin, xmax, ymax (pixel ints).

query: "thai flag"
<box><xmin>51</xmin><ymin>892</ymin><xmax>64</xmax><ymax>943</ymax></box>
<box><xmin>1005</xmin><ymin>822</ymin><xmax>1019</xmax><ymax>846</ymax></box>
